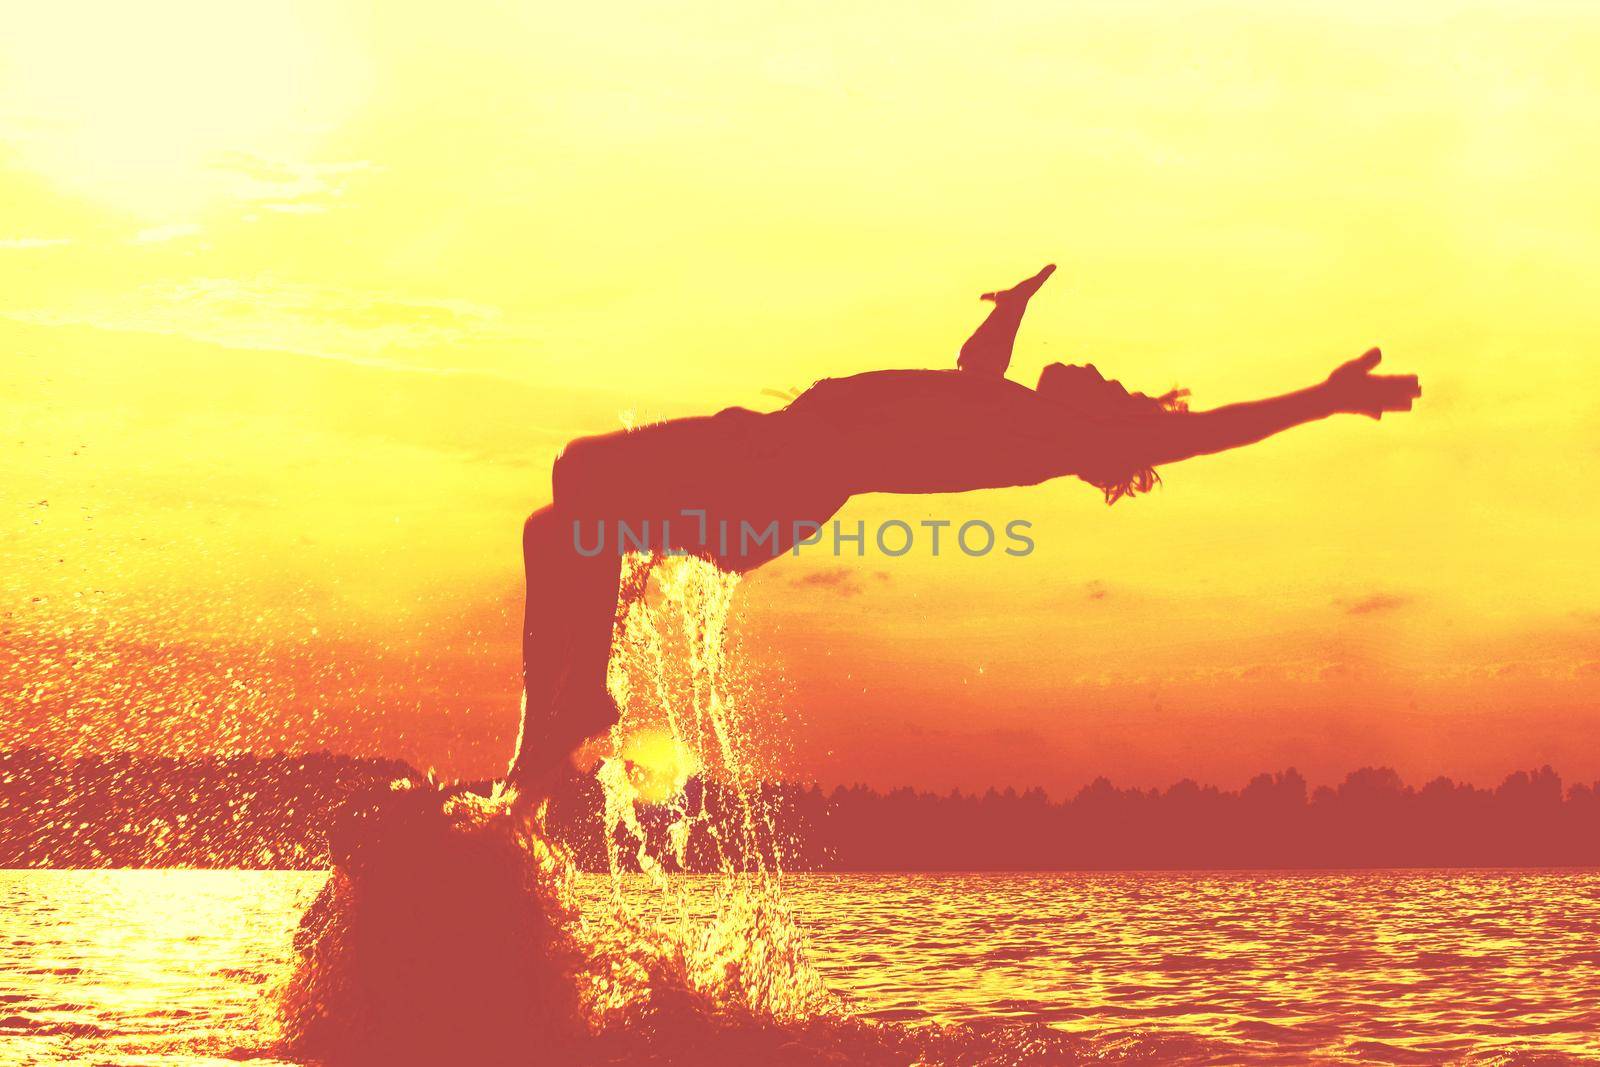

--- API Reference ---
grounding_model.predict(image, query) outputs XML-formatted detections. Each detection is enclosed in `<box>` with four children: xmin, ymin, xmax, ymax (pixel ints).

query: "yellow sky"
<box><xmin>4</xmin><ymin>0</ymin><xmax>1598</xmax><ymax>791</ymax></box>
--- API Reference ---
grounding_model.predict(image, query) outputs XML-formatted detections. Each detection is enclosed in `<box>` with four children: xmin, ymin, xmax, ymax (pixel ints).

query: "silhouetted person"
<box><xmin>510</xmin><ymin>266</ymin><xmax>1420</xmax><ymax>791</ymax></box>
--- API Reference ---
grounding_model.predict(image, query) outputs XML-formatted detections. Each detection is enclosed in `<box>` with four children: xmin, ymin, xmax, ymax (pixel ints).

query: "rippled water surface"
<box><xmin>2</xmin><ymin>868</ymin><xmax>1597</xmax><ymax>1064</ymax></box>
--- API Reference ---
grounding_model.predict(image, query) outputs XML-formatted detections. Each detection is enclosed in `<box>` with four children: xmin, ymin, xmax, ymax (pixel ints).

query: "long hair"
<box><xmin>1100</xmin><ymin>387</ymin><xmax>1188</xmax><ymax>504</ymax></box>
<box><xmin>1036</xmin><ymin>362</ymin><xmax>1188</xmax><ymax>504</ymax></box>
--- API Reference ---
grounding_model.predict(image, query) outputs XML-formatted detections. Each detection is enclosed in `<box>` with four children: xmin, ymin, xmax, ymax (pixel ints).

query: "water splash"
<box><xmin>274</xmin><ymin>554</ymin><xmax>1121</xmax><ymax>1063</ymax></box>
<box><xmin>276</xmin><ymin>782</ymin><xmax>587</xmax><ymax>1064</ymax></box>
<box><xmin>276</xmin><ymin>553</ymin><xmax>832</xmax><ymax>1063</ymax></box>
<box><xmin>586</xmin><ymin>553</ymin><xmax>829</xmax><ymax>1022</ymax></box>
<box><xmin>273</xmin><ymin>787</ymin><xmax>1111</xmax><ymax>1065</ymax></box>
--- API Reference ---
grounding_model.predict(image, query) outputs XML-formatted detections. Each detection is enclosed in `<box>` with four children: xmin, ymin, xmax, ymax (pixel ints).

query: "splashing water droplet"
<box><xmin>583</xmin><ymin>552</ymin><xmax>830</xmax><ymax>1022</ymax></box>
<box><xmin>278</xmin><ymin>552</ymin><xmax>832</xmax><ymax>1063</ymax></box>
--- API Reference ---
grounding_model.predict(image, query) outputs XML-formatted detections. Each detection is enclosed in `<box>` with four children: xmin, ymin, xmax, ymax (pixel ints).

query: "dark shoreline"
<box><xmin>5</xmin><ymin>750</ymin><xmax>1599</xmax><ymax>871</ymax></box>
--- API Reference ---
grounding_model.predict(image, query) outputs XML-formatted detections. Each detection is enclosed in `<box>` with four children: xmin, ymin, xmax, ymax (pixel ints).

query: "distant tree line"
<box><xmin>0</xmin><ymin>748</ymin><xmax>415</xmax><ymax>868</ymax></box>
<box><xmin>551</xmin><ymin>765</ymin><xmax>1600</xmax><ymax>871</ymax></box>
<box><xmin>5</xmin><ymin>749</ymin><xmax>1599</xmax><ymax>869</ymax></box>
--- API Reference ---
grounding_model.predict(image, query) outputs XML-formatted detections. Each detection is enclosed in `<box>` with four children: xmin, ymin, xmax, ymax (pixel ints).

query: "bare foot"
<box><xmin>505</xmin><ymin>688</ymin><xmax>619</xmax><ymax>799</ymax></box>
<box><xmin>981</xmin><ymin>263</ymin><xmax>1056</xmax><ymax>304</ymax></box>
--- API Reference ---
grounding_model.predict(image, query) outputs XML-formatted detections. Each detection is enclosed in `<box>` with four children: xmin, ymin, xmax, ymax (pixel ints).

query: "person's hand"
<box><xmin>1324</xmin><ymin>347</ymin><xmax>1421</xmax><ymax>419</ymax></box>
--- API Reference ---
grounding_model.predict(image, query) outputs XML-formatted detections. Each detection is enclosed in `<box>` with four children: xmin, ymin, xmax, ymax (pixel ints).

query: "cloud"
<box><xmin>1319</xmin><ymin>661</ymin><xmax>1366</xmax><ymax>682</ymax></box>
<box><xmin>1338</xmin><ymin>592</ymin><xmax>1412</xmax><ymax>616</ymax></box>
<box><xmin>0</xmin><ymin>236</ymin><xmax>70</xmax><ymax>249</ymax></box>
<box><xmin>210</xmin><ymin>152</ymin><xmax>373</xmax><ymax>213</ymax></box>
<box><xmin>791</xmin><ymin>567</ymin><xmax>863</xmax><ymax>597</ymax></box>
<box><xmin>1085</xmin><ymin>579</ymin><xmax>1109</xmax><ymax>601</ymax></box>
<box><xmin>7</xmin><ymin>276</ymin><xmax>528</xmax><ymax>371</ymax></box>
<box><xmin>0</xmin><ymin>311</ymin><xmax>618</xmax><ymax>470</ymax></box>
<box><xmin>133</xmin><ymin>223</ymin><xmax>200</xmax><ymax>244</ymax></box>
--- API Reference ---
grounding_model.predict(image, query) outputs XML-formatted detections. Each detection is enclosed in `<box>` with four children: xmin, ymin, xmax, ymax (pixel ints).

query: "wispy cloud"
<box><xmin>0</xmin><ymin>236</ymin><xmax>71</xmax><ymax>249</ymax></box>
<box><xmin>133</xmin><ymin>223</ymin><xmax>200</xmax><ymax>244</ymax></box>
<box><xmin>6</xmin><ymin>276</ymin><xmax>530</xmax><ymax>373</ymax></box>
<box><xmin>1338</xmin><ymin>593</ymin><xmax>1413</xmax><ymax>616</ymax></box>
<box><xmin>210</xmin><ymin>152</ymin><xmax>372</xmax><ymax>214</ymax></box>
<box><xmin>791</xmin><ymin>567</ymin><xmax>864</xmax><ymax>597</ymax></box>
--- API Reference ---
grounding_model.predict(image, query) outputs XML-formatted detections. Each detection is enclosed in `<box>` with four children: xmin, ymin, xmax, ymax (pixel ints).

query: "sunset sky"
<box><xmin>4</xmin><ymin>0</ymin><xmax>1598</xmax><ymax>794</ymax></box>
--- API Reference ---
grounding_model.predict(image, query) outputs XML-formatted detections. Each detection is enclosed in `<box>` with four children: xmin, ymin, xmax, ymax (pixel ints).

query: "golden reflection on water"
<box><xmin>4</xmin><ymin>868</ymin><xmax>1600</xmax><ymax>1064</ymax></box>
<box><xmin>0</xmin><ymin>869</ymin><xmax>311</xmax><ymax>1065</ymax></box>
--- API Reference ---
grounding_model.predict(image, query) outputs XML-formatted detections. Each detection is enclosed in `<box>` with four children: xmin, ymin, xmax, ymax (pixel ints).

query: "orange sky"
<box><xmin>4</xmin><ymin>0</ymin><xmax>1598</xmax><ymax>794</ymax></box>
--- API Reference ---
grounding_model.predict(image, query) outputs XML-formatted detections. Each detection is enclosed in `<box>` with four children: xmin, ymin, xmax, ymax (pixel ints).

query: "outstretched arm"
<box><xmin>1135</xmin><ymin>348</ymin><xmax>1420</xmax><ymax>468</ymax></box>
<box><xmin>776</xmin><ymin>352</ymin><xmax>1418</xmax><ymax>499</ymax></box>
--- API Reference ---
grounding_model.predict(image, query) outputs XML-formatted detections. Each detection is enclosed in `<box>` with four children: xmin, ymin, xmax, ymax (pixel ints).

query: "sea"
<box><xmin>3</xmin><ymin>868</ymin><xmax>1598</xmax><ymax>1065</ymax></box>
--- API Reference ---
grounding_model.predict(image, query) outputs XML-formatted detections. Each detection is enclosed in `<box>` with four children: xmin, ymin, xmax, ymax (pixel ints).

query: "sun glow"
<box><xmin>0</xmin><ymin>0</ymin><xmax>363</xmax><ymax>215</ymax></box>
<box><xmin>618</xmin><ymin>727</ymin><xmax>700</xmax><ymax>806</ymax></box>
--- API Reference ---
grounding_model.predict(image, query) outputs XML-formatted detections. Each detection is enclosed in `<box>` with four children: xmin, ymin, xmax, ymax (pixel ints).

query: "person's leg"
<box><xmin>956</xmin><ymin>264</ymin><xmax>1056</xmax><ymax>378</ymax></box>
<box><xmin>507</xmin><ymin>505</ymin><xmax>623</xmax><ymax>792</ymax></box>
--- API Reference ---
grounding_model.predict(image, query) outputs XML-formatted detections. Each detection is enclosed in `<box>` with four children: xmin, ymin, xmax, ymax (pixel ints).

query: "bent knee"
<box><xmin>523</xmin><ymin>505</ymin><xmax>561</xmax><ymax>558</ymax></box>
<box><xmin>550</xmin><ymin>432</ymin><xmax>616</xmax><ymax>510</ymax></box>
